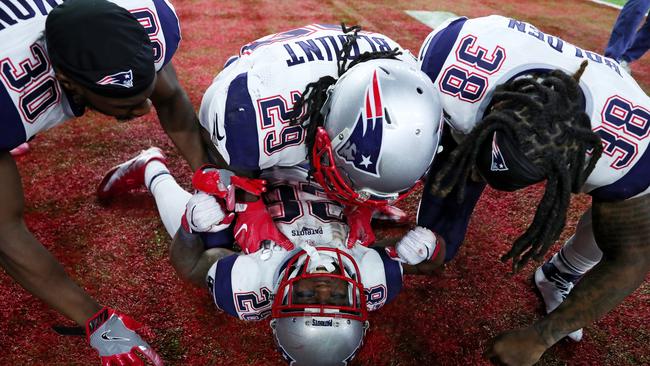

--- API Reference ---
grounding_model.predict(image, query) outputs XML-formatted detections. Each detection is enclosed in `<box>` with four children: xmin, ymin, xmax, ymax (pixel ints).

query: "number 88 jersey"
<box><xmin>419</xmin><ymin>15</ymin><xmax>650</xmax><ymax>201</ymax></box>
<box><xmin>0</xmin><ymin>0</ymin><xmax>180</xmax><ymax>151</ymax></box>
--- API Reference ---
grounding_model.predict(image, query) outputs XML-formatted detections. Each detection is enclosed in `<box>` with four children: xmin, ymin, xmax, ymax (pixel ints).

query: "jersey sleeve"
<box><xmin>199</xmin><ymin>225</ymin><xmax>235</xmax><ymax>249</ymax></box>
<box><xmin>206</xmin><ymin>254</ymin><xmax>273</xmax><ymax>321</ymax></box>
<box><xmin>418</xmin><ymin>17</ymin><xmax>467</xmax><ymax>83</ymax></box>
<box><xmin>149</xmin><ymin>0</ymin><xmax>181</xmax><ymax>69</ymax></box>
<box><xmin>360</xmin><ymin>247</ymin><xmax>404</xmax><ymax>311</ymax></box>
<box><xmin>112</xmin><ymin>0</ymin><xmax>181</xmax><ymax>71</ymax></box>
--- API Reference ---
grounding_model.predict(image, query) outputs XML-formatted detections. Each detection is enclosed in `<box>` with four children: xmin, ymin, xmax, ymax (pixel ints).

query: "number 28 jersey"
<box><xmin>206</xmin><ymin>167</ymin><xmax>403</xmax><ymax>321</ymax></box>
<box><xmin>0</xmin><ymin>0</ymin><xmax>180</xmax><ymax>151</ymax></box>
<box><xmin>199</xmin><ymin>24</ymin><xmax>415</xmax><ymax>172</ymax></box>
<box><xmin>419</xmin><ymin>15</ymin><xmax>650</xmax><ymax>201</ymax></box>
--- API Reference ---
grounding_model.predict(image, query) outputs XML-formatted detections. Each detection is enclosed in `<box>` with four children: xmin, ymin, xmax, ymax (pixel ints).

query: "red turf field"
<box><xmin>1</xmin><ymin>0</ymin><xmax>648</xmax><ymax>365</ymax></box>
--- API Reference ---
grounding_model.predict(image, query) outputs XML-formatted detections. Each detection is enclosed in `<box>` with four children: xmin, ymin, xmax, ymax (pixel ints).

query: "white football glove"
<box><xmin>386</xmin><ymin>226</ymin><xmax>439</xmax><ymax>265</ymax></box>
<box><xmin>181</xmin><ymin>191</ymin><xmax>233</xmax><ymax>233</ymax></box>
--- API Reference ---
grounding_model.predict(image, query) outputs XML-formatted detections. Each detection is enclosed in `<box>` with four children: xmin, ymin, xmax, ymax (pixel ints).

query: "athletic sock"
<box><xmin>145</xmin><ymin>164</ymin><xmax>191</xmax><ymax>238</ymax></box>
<box><xmin>144</xmin><ymin>160</ymin><xmax>170</xmax><ymax>190</ymax></box>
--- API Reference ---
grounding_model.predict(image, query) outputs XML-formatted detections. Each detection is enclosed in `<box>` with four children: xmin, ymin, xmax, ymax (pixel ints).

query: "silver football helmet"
<box><xmin>270</xmin><ymin>247</ymin><xmax>369</xmax><ymax>366</ymax></box>
<box><xmin>312</xmin><ymin>58</ymin><xmax>443</xmax><ymax>207</ymax></box>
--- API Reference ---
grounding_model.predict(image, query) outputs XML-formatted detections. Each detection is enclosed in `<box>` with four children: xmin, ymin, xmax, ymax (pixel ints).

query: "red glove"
<box><xmin>344</xmin><ymin>205</ymin><xmax>376</xmax><ymax>248</ymax></box>
<box><xmin>86</xmin><ymin>307</ymin><xmax>163</xmax><ymax>366</ymax></box>
<box><xmin>192</xmin><ymin>165</ymin><xmax>268</xmax><ymax>212</ymax></box>
<box><xmin>233</xmin><ymin>199</ymin><xmax>294</xmax><ymax>254</ymax></box>
<box><xmin>191</xmin><ymin>164</ymin><xmax>229</xmax><ymax>199</ymax></box>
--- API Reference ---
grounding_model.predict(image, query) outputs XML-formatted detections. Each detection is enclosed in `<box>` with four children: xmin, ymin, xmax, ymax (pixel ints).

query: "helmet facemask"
<box><xmin>311</xmin><ymin>126</ymin><xmax>421</xmax><ymax>208</ymax></box>
<box><xmin>270</xmin><ymin>247</ymin><xmax>370</xmax><ymax>366</ymax></box>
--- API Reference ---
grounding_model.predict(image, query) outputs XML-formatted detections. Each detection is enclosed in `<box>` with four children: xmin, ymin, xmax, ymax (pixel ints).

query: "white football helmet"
<box><xmin>312</xmin><ymin>58</ymin><xmax>443</xmax><ymax>207</ymax></box>
<box><xmin>270</xmin><ymin>247</ymin><xmax>369</xmax><ymax>366</ymax></box>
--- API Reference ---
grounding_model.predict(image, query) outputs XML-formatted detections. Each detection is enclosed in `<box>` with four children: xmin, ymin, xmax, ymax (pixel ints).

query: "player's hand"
<box><xmin>386</xmin><ymin>226</ymin><xmax>440</xmax><ymax>265</ymax></box>
<box><xmin>344</xmin><ymin>205</ymin><xmax>375</xmax><ymax>248</ymax></box>
<box><xmin>484</xmin><ymin>326</ymin><xmax>548</xmax><ymax>366</ymax></box>
<box><xmin>233</xmin><ymin>199</ymin><xmax>293</xmax><ymax>253</ymax></box>
<box><xmin>181</xmin><ymin>191</ymin><xmax>234</xmax><ymax>233</ymax></box>
<box><xmin>230</xmin><ymin>176</ymin><xmax>267</xmax><ymax>196</ymax></box>
<box><xmin>191</xmin><ymin>164</ymin><xmax>229</xmax><ymax>199</ymax></box>
<box><xmin>86</xmin><ymin>307</ymin><xmax>163</xmax><ymax>366</ymax></box>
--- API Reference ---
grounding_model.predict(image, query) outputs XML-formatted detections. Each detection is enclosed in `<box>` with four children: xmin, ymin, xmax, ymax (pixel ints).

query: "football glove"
<box><xmin>344</xmin><ymin>205</ymin><xmax>375</xmax><ymax>248</ymax></box>
<box><xmin>233</xmin><ymin>199</ymin><xmax>294</xmax><ymax>254</ymax></box>
<box><xmin>181</xmin><ymin>191</ymin><xmax>235</xmax><ymax>233</ymax></box>
<box><xmin>386</xmin><ymin>226</ymin><xmax>440</xmax><ymax>265</ymax></box>
<box><xmin>86</xmin><ymin>307</ymin><xmax>163</xmax><ymax>366</ymax></box>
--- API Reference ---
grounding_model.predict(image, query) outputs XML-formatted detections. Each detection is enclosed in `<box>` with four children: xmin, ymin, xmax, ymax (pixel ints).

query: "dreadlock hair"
<box><xmin>430</xmin><ymin>60</ymin><xmax>603</xmax><ymax>272</ymax></box>
<box><xmin>289</xmin><ymin>23</ymin><xmax>402</xmax><ymax>166</ymax></box>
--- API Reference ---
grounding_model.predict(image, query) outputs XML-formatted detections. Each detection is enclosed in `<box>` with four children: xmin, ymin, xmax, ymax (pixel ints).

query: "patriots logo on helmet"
<box><xmin>490</xmin><ymin>133</ymin><xmax>509</xmax><ymax>171</ymax></box>
<box><xmin>336</xmin><ymin>71</ymin><xmax>384</xmax><ymax>177</ymax></box>
<box><xmin>96</xmin><ymin>70</ymin><xmax>134</xmax><ymax>88</ymax></box>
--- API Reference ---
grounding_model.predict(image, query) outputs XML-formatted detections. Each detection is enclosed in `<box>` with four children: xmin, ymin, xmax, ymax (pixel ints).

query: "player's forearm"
<box><xmin>535</xmin><ymin>196</ymin><xmax>650</xmax><ymax>347</ymax></box>
<box><xmin>533</xmin><ymin>254</ymin><xmax>648</xmax><ymax>347</ymax></box>
<box><xmin>0</xmin><ymin>222</ymin><xmax>101</xmax><ymax>324</ymax></box>
<box><xmin>170</xmin><ymin>228</ymin><xmax>233</xmax><ymax>286</ymax></box>
<box><xmin>156</xmin><ymin>91</ymin><xmax>207</xmax><ymax>171</ymax></box>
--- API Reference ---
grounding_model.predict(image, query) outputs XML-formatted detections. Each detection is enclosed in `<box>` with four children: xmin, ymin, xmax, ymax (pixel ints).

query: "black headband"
<box><xmin>46</xmin><ymin>0</ymin><xmax>155</xmax><ymax>98</ymax></box>
<box><xmin>475</xmin><ymin>130</ymin><xmax>546</xmax><ymax>192</ymax></box>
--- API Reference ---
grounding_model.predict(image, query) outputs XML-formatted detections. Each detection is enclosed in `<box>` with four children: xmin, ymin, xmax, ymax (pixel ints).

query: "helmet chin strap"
<box><xmin>299</xmin><ymin>241</ymin><xmax>336</xmax><ymax>273</ymax></box>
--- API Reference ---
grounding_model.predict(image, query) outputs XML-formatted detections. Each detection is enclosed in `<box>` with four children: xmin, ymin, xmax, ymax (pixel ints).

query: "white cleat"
<box><xmin>534</xmin><ymin>262</ymin><xmax>583</xmax><ymax>342</ymax></box>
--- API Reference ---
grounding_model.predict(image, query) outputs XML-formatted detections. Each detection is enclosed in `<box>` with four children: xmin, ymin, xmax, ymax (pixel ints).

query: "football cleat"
<box><xmin>97</xmin><ymin>147</ymin><xmax>166</xmax><ymax>203</ymax></box>
<box><xmin>534</xmin><ymin>261</ymin><xmax>583</xmax><ymax>342</ymax></box>
<box><xmin>10</xmin><ymin>142</ymin><xmax>30</xmax><ymax>157</ymax></box>
<box><xmin>372</xmin><ymin>205</ymin><xmax>409</xmax><ymax>224</ymax></box>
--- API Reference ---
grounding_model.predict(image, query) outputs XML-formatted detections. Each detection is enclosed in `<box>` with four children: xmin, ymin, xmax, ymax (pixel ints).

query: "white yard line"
<box><xmin>589</xmin><ymin>0</ymin><xmax>623</xmax><ymax>10</ymax></box>
<box><xmin>405</xmin><ymin>10</ymin><xmax>459</xmax><ymax>29</ymax></box>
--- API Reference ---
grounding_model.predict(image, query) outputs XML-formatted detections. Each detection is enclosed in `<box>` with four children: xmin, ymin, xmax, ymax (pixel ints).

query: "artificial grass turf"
<box><xmin>1</xmin><ymin>0</ymin><xmax>648</xmax><ymax>365</ymax></box>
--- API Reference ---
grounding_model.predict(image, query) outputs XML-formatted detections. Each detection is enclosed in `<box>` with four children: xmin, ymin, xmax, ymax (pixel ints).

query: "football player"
<box><xmin>97</xmin><ymin>146</ymin><xmax>445</xmax><ymax>365</ymax></box>
<box><xmin>184</xmin><ymin>24</ymin><xmax>444</xmax><ymax>248</ymax></box>
<box><xmin>0</xmin><ymin>0</ymin><xmax>203</xmax><ymax>364</ymax></box>
<box><xmin>417</xmin><ymin>15</ymin><xmax>650</xmax><ymax>365</ymax></box>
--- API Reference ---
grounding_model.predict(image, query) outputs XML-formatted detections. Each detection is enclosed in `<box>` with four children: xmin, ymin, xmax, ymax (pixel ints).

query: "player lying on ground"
<box><xmin>416</xmin><ymin>15</ymin><xmax>650</xmax><ymax>365</ymax></box>
<box><xmin>98</xmin><ymin>147</ymin><xmax>444</xmax><ymax>365</ymax></box>
<box><xmin>154</xmin><ymin>23</ymin><xmax>445</xmax><ymax>247</ymax></box>
<box><xmin>0</xmin><ymin>0</ymin><xmax>207</xmax><ymax>363</ymax></box>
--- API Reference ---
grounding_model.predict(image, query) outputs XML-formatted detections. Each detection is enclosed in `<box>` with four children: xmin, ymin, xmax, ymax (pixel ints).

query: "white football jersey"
<box><xmin>0</xmin><ymin>0</ymin><xmax>181</xmax><ymax>150</ymax></box>
<box><xmin>199</xmin><ymin>24</ymin><xmax>417</xmax><ymax>172</ymax></box>
<box><xmin>206</xmin><ymin>166</ymin><xmax>403</xmax><ymax>320</ymax></box>
<box><xmin>419</xmin><ymin>15</ymin><xmax>650</xmax><ymax>201</ymax></box>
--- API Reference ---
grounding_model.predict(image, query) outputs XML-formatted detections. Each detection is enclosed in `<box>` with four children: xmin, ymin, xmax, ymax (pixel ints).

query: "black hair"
<box><xmin>430</xmin><ymin>61</ymin><xmax>603</xmax><ymax>271</ymax></box>
<box><xmin>289</xmin><ymin>24</ymin><xmax>402</xmax><ymax>165</ymax></box>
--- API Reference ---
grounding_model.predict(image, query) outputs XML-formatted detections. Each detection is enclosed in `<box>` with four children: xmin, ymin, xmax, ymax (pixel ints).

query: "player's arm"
<box><xmin>536</xmin><ymin>196</ymin><xmax>650</xmax><ymax>341</ymax></box>
<box><xmin>486</xmin><ymin>195</ymin><xmax>650</xmax><ymax>365</ymax></box>
<box><xmin>170</xmin><ymin>227</ymin><xmax>235</xmax><ymax>287</ymax></box>
<box><xmin>0</xmin><ymin>151</ymin><xmax>101</xmax><ymax>325</ymax></box>
<box><xmin>150</xmin><ymin>62</ymin><xmax>212</xmax><ymax>171</ymax></box>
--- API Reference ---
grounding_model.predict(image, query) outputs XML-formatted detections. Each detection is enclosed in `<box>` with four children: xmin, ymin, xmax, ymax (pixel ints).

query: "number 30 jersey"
<box><xmin>0</xmin><ymin>0</ymin><xmax>180</xmax><ymax>151</ymax></box>
<box><xmin>419</xmin><ymin>15</ymin><xmax>650</xmax><ymax>201</ymax></box>
<box><xmin>199</xmin><ymin>24</ymin><xmax>416</xmax><ymax>172</ymax></box>
<box><xmin>206</xmin><ymin>167</ymin><xmax>403</xmax><ymax>321</ymax></box>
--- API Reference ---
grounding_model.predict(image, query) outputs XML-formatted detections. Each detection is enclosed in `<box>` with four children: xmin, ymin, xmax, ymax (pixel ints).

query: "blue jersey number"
<box><xmin>439</xmin><ymin>34</ymin><xmax>506</xmax><ymax>103</ymax></box>
<box><xmin>596</xmin><ymin>96</ymin><xmax>650</xmax><ymax>169</ymax></box>
<box><xmin>266</xmin><ymin>182</ymin><xmax>342</xmax><ymax>224</ymax></box>
<box><xmin>0</xmin><ymin>43</ymin><xmax>60</xmax><ymax>123</ymax></box>
<box><xmin>258</xmin><ymin>92</ymin><xmax>306</xmax><ymax>155</ymax></box>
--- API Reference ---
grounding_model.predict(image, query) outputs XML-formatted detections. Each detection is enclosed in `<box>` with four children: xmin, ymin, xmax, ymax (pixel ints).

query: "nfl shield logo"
<box><xmin>96</xmin><ymin>70</ymin><xmax>134</xmax><ymax>88</ymax></box>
